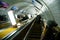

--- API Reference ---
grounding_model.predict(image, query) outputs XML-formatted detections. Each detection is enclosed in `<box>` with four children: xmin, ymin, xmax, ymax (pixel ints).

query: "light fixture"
<box><xmin>8</xmin><ymin>10</ymin><xmax>16</xmax><ymax>25</ymax></box>
<box><xmin>28</xmin><ymin>14</ymin><xmax>31</xmax><ymax>19</ymax></box>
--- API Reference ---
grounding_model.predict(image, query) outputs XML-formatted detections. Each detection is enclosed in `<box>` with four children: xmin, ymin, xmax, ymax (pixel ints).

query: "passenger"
<box><xmin>35</xmin><ymin>15</ymin><xmax>41</xmax><ymax>23</ymax></box>
<box><xmin>21</xmin><ymin>14</ymin><xmax>28</xmax><ymax>21</ymax></box>
<box><xmin>17</xmin><ymin>14</ymin><xmax>28</xmax><ymax>21</ymax></box>
<box><xmin>43</xmin><ymin>20</ymin><xmax>58</xmax><ymax>40</ymax></box>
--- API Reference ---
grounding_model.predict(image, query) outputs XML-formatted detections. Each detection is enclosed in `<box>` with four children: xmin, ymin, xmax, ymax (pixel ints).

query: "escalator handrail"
<box><xmin>23</xmin><ymin>18</ymin><xmax>36</xmax><ymax>40</ymax></box>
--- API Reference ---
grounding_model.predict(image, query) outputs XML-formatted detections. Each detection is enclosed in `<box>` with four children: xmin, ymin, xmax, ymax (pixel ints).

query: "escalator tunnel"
<box><xmin>0</xmin><ymin>0</ymin><xmax>60</xmax><ymax>40</ymax></box>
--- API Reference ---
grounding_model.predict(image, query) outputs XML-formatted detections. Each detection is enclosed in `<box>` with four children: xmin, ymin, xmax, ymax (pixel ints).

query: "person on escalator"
<box><xmin>36</xmin><ymin>15</ymin><xmax>44</xmax><ymax>27</ymax></box>
<box><xmin>36</xmin><ymin>15</ymin><xmax>41</xmax><ymax>23</ymax></box>
<box><xmin>21</xmin><ymin>14</ymin><xmax>28</xmax><ymax>21</ymax></box>
<box><xmin>17</xmin><ymin>14</ymin><xmax>28</xmax><ymax>22</ymax></box>
<box><xmin>43</xmin><ymin>20</ymin><xmax>58</xmax><ymax>40</ymax></box>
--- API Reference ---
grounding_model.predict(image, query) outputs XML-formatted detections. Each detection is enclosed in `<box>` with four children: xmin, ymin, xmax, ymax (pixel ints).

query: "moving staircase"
<box><xmin>1</xmin><ymin>15</ymin><xmax>60</xmax><ymax>40</ymax></box>
<box><xmin>13</xmin><ymin>16</ymin><xmax>43</xmax><ymax>40</ymax></box>
<box><xmin>25</xmin><ymin>23</ymin><xmax>42</xmax><ymax>40</ymax></box>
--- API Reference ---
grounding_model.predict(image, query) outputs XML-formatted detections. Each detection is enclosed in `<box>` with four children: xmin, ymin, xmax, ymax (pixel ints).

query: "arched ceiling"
<box><xmin>2</xmin><ymin>0</ymin><xmax>32</xmax><ymax>6</ymax></box>
<box><xmin>2</xmin><ymin>0</ymin><xmax>60</xmax><ymax>27</ymax></box>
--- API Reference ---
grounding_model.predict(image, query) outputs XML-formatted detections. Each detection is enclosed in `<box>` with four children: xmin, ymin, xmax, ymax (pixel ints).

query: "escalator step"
<box><xmin>29</xmin><ymin>35</ymin><xmax>40</xmax><ymax>38</ymax></box>
<box><xmin>27</xmin><ymin>38</ymin><xmax>40</xmax><ymax>40</ymax></box>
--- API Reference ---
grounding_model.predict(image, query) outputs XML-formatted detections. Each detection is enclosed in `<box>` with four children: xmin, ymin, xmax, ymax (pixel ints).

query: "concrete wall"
<box><xmin>42</xmin><ymin>0</ymin><xmax>60</xmax><ymax>26</ymax></box>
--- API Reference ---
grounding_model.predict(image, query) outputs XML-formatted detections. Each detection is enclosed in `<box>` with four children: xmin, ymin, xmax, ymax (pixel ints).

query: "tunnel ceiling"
<box><xmin>1</xmin><ymin>0</ymin><xmax>60</xmax><ymax>27</ymax></box>
<box><xmin>2</xmin><ymin>0</ymin><xmax>31</xmax><ymax>6</ymax></box>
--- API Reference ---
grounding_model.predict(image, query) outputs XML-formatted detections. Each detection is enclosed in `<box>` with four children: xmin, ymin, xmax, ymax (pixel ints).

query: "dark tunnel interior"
<box><xmin>0</xmin><ymin>0</ymin><xmax>60</xmax><ymax>40</ymax></box>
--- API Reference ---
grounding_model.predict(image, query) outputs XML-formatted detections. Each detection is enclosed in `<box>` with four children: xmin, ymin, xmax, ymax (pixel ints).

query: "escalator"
<box><xmin>13</xmin><ymin>20</ymin><xmax>35</xmax><ymax>40</ymax></box>
<box><xmin>23</xmin><ymin>15</ymin><xmax>59</xmax><ymax>40</ymax></box>
<box><xmin>25</xmin><ymin>22</ymin><xmax>42</xmax><ymax>40</ymax></box>
<box><xmin>1</xmin><ymin>15</ymin><xmax>59</xmax><ymax>40</ymax></box>
<box><xmin>23</xmin><ymin>15</ymin><xmax>43</xmax><ymax>40</ymax></box>
<box><xmin>12</xmin><ymin>15</ymin><xmax>43</xmax><ymax>40</ymax></box>
<box><xmin>0</xmin><ymin>0</ymin><xmax>60</xmax><ymax>40</ymax></box>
